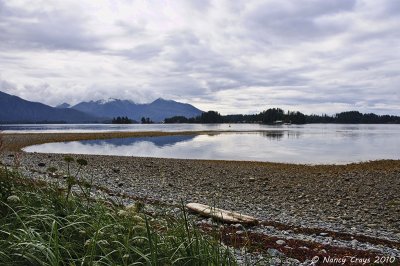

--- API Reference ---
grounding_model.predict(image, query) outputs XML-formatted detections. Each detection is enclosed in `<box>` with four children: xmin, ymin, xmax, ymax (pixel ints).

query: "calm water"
<box><xmin>22</xmin><ymin>124</ymin><xmax>400</xmax><ymax>164</ymax></box>
<box><xmin>1</xmin><ymin>123</ymin><xmax>281</xmax><ymax>133</ymax></box>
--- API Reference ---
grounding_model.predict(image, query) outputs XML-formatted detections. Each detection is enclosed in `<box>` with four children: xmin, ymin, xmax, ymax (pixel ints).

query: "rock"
<box><xmin>7</xmin><ymin>195</ymin><xmax>21</xmax><ymax>203</ymax></box>
<box><xmin>38</xmin><ymin>163</ymin><xmax>46</xmax><ymax>167</ymax></box>
<box><xmin>267</xmin><ymin>248</ymin><xmax>284</xmax><ymax>257</ymax></box>
<box><xmin>249</xmin><ymin>177</ymin><xmax>255</xmax><ymax>181</ymax></box>
<box><xmin>112</xmin><ymin>168</ymin><xmax>120</xmax><ymax>173</ymax></box>
<box><xmin>232</xmin><ymin>223</ymin><xmax>245</xmax><ymax>230</ymax></box>
<box><xmin>319</xmin><ymin>232</ymin><xmax>329</xmax><ymax>236</ymax></box>
<box><xmin>270</xmin><ymin>258</ymin><xmax>282</xmax><ymax>264</ymax></box>
<box><xmin>351</xmin><ymin>239</ymin><xmax>358</xmax><ymax>249</ymax></box>
<box><xmin>276</xmin><ymin>239</ymin><xmax>286</xmax><ymax>245</ymax></box>
<box><xmin>342</xmin><ymin>215</ymin><xmax>352</xmax><ymax>220</ymax></box>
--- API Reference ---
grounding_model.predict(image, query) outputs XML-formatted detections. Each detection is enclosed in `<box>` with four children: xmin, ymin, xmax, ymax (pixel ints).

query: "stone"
<box><xmin>267</xmin><ymin>248</ymin><xmax>284</xmax><ymax>257</ymax></box>
<box><xmin>276</xmin><ymin>239</ymin><xmax>286</xmax><ymax>245</ymax></box>
<box><xmin>319</xmin><ymin>232</ymin><xmax>329</xmax><ymax>236</ymax></box>
<box><xmin>232</xmin><ymin>223</ymin><xmax>245</xmax><ymax>230</ymax></box>
<box><xmin>112</xmin><ymin>168</ymin><xmax>120</xmax><ymax>173</ymax></box>
<box><xmin>351</xmin><ymin>239</ymin><xmax>358</xmax><ymax>249</ymax></box>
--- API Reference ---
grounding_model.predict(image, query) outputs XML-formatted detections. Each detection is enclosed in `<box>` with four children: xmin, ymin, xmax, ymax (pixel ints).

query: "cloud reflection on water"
<box><xmin>24</xmin><ymin>129</ymin><xmax>400</xmax><ymax>164</ymax></box>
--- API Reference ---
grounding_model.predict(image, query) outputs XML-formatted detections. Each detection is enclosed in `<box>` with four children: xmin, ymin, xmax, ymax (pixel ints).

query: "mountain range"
<box><xmin>0</xmin><ymin>91</ymin><xmax>99</xmax><ymax>123</ymax></box>
<box><xmin>0</xmin><ymin>90</ymin><xmax>203</xmax><ymax>123</ymax></box>
<box><xmin>67</xmin><ymin>98</ymin><xmax>202</xmax><ymax>122</ymax></box>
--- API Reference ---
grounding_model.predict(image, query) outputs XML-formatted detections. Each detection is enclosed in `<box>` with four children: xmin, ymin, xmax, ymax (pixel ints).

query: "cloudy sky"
<box><xmin>0</xmin><ymin>0</ymin><xmax>399</xmax><ymax>115</ymax></box>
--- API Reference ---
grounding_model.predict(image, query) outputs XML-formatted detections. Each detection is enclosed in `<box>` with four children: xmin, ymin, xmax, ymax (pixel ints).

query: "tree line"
<box><xmin>111</xmin><ymin>116</ymin><xmax>154</xmax><ymax>124</ymax></box>
<box><xmin>164</xmin><ymin>109</ymin><xmax>400</xmax><ymax>124</ymax></box>
<box><xmin>112</xmin><ymin>116</ymin><xmax>133</xmax><ymax>124</ymax></box>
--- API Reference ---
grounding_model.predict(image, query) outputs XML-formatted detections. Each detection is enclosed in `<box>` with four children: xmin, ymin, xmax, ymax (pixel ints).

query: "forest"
<box><xmin>164</xmin><ymin>109</ymin><xmax>400</xmax><ymax>124</ymax></box>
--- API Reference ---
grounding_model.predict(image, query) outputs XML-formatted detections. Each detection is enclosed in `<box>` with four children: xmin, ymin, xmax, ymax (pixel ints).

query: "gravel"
<box><xmin>1</xmin><ymin>132</ymin><xmax>400</xmax><ymax>264</ymax></box>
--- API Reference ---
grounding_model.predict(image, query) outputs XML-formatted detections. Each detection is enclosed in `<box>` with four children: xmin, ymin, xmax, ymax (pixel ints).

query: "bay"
<box><xmin>19</xmin><ymin>124</ymin><xmax>400</xmax><ymax>164</ymax></box>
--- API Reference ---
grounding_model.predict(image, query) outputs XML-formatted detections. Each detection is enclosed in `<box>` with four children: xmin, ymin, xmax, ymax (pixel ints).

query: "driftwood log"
<box><xmin>186</xmin><ymin>203</ymin><xmax>258</xmax><ymax>225</ymax></box>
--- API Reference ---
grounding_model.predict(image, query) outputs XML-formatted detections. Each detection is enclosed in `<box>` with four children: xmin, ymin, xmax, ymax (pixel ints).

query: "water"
<box><xmin>21</xmin><ymin>124</ymin><xmax>400</xmax><ymax>164</ymax></box>
<box><xmin>1</xmin><ymin>123</ymin><xmax>270</xmax><ymax>133</ymax></box>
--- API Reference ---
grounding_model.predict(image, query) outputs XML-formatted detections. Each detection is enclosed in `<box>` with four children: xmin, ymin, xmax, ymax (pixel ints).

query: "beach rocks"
<box><xmin>276</xmin><ymin>239</ymin><xmax>286</xmax><ymax>245</ymax></box>
<box><xmin>267</xmin><ymin>248</ymin><xmax>285</xmax><ymax>257</ymax></box>
<box><xmin>5</xmin><ymin>150</ymin><xmax>400</xmax><ymax>263</ymax></box>
<box><xmin>112</xmin><ymin>168</ymin><xmax>120</xmax><ymax>173</ymax></box>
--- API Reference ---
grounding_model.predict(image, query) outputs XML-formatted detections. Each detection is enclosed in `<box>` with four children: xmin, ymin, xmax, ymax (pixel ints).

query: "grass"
<box><xmin>0</xmin><ymin>165</ymin><xmax>237</xmax><ymax>265</ymax></box>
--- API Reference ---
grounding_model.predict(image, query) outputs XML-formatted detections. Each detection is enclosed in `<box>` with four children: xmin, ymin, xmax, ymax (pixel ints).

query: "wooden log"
<box><xmin>186</xmin><ymin>203</ymin><xmax>258</xmax><ymax>225</ymax></box>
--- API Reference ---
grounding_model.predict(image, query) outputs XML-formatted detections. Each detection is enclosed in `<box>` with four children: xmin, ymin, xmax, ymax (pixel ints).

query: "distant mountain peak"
<box><xmin>0</xmin><ymin>90</ymin><xmax>101</xmax><ymax>123</ymax></box>
<box><xmin>96</xmin><ymin>98</ymin><xmax>120</xmax><ymax>104</ymax></box>
<box><xmin>55</xmin><ymin>103</ymin><xmax>71</xmax><ymax>109</ymax></box>
<box><xmin>152</xmin><ymin>97</ymin><xmax>172</xmax><ymax>103</ymax></box>
<box><xmin>71</xmin><ymin>96</ymin><xmax>203</xmax><ymax>122</ymax></box>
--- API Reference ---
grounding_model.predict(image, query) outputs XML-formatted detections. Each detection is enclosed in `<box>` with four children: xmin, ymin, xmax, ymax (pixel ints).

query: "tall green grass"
<box><xmin>0</xmin><ymin>167</ymin><xmax>236</xmax><ymax>265</ymax></box>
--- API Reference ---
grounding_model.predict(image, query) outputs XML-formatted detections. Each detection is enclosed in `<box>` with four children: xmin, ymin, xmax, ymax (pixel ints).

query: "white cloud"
<box><xmin>0</xmin><ymin>0</ymin><xmax>399</xmax><ymax>115</ymax></box>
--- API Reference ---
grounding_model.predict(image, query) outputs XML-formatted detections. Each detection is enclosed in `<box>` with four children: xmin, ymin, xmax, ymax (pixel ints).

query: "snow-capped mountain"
<box><xmin>70</xmin><ymin>98</ymin><xmax>203</xmax><ymax>122</ymax></box>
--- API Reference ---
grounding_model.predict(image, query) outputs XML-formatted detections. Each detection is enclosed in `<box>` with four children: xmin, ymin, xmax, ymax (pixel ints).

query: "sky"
<box><xmin>0</xmin><ymin>0</ymin><xmax>399</xmax><ymax>115</ymax></box>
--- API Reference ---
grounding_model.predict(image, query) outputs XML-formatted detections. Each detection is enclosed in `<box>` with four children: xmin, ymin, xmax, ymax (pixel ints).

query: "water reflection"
<box><xmin>24</xmin><ymin>130</ymin><xmax>400</xmax><ymax>164</ymax></box>
<box><xmin>258</xmin><ymin>131</ymin><xmax>301</xmax><ymax>140</ymax></box>
<box><xmin>82</xmin><ymin>135</ymin><xmax>196</xmax><ymax>147</ymax></box>
<box><xmin>5</xmin><ymin>123</ymin><xmax>400</xmax><ymax>134</ymax></box>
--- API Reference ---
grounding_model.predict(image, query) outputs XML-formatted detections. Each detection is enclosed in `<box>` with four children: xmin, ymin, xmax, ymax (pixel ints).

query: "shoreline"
<box><xmin>2</xmin><ymin>131</ymin><xmax>215</xmax><ymax>151</ymax></box>
<box><xmin>1</xmin><ymin>132</ymin><xmax>400</xmax><ymax>261</ymax></box>
<box><xmin>4</xmin><ymin>131</ymin><xmax>400</xmax><ymax>166</ymax></box>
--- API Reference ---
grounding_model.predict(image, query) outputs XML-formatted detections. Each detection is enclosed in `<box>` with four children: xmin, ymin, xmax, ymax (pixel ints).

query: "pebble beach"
<box><xmin>2</xmin><ymin>132</ymin><xmax>400</xmax><ymax>264</ymax></box>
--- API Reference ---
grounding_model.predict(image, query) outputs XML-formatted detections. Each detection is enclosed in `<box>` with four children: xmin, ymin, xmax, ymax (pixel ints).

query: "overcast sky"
<box><xmin>0</xmin><ymin>0</ymin><xmax>399</xmax><ymax>115</ymax></box>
